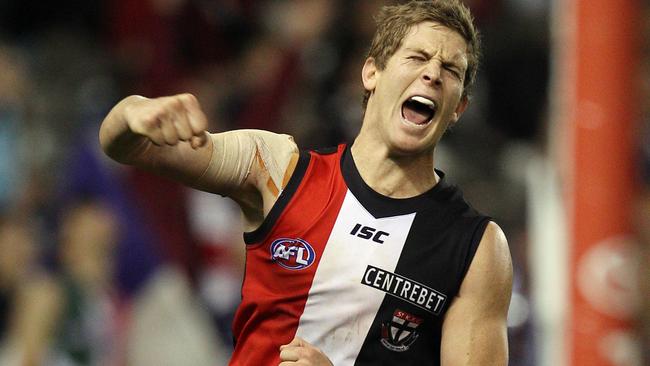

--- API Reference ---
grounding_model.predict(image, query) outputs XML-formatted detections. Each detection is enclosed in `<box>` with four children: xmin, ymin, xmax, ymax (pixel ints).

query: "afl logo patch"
<box><xmin>270</xmin><ymin>238</ymin><xmax>316</xmax><ymax>270</ymax></box>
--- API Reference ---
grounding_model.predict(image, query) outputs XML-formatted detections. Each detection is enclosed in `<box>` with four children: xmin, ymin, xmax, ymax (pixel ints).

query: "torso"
<box><xmin>228</xmin><ymin>144</ymin><xmax>490</xmax><ymax>366</ymax></box>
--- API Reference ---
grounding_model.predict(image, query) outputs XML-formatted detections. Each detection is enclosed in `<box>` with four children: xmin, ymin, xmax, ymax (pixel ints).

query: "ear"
<box><xmin>450</xmin><ymin>95</ymin><xmax>469</xmax><ymax>124</ymax></box>
<box><xmin>362</xmin><ymin>57</ymin><xmax>378</xmax><ymax>93</ymax></box>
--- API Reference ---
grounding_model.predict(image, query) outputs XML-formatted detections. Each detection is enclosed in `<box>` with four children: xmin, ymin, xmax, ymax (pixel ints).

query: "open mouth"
<box><xmin>401</xmin><ymin>96</ymin><xmax>436</xmax><ymax>125</ymax></box>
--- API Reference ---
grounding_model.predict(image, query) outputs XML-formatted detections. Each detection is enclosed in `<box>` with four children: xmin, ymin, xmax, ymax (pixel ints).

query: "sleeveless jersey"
<box><xmin>229</xmin><ymin>144</ymin><xmax>491</xmax><ymax>365</ymax></box>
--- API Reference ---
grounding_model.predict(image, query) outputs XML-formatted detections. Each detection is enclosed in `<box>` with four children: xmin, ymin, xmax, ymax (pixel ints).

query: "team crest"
<box><xmin>380</xmin><ymin>309</ymin><xmax>423</xmax><ymax>352</ymax></box>
<box><xmin>270</xmin><ymin>238</ymin><xmax>315</xmax><ymax>270</ymax></box>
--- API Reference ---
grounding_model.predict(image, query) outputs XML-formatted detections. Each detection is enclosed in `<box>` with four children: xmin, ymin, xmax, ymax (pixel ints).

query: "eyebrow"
<box><xmin>405</xmin><ymin>48</ymin><xmax>432</xmax><ymax>59</ymax></box>
<box><xmin>405</xmin><ymin>47</ymin><xmax>467</xmax><ymax>65</ymax></box>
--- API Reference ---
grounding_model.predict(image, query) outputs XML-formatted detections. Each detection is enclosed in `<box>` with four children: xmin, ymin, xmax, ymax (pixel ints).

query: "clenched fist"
<box><xmin>123</xmin><ymin>93</ymin><xmax>209</xmax><ymax>149</ymax></box>
<box><xmin>279</xmin><ymin>337</ymin><xmax>333</xmax><ymax>366</ymax></box>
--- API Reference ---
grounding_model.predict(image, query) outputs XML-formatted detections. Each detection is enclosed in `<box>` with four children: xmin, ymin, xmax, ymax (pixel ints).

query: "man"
<box><xmin>99</xmin><ymin>1</ymin><xmax>512</xmax><ymax>365</ymax></box>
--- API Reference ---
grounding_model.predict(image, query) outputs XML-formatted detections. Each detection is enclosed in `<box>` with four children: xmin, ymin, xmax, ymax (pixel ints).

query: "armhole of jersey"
<box><xmin>243</xmin><ymin>150</ymin><xmax>312</xmax><ymax>244</ymax></box>
<box><xmin>458</xmin><ymin>217</ymin><xmax>492</xmax><ymax>285</ymax></box>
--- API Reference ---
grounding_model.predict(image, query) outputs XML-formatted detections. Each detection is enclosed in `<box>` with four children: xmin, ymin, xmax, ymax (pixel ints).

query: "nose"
<box><xmin>422</xmin><ymin>63</ymin><xmax>442</xmax><ymax>88</ymax></box>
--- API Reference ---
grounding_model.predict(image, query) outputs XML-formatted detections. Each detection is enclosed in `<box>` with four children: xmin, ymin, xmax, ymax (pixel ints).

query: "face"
<box><xmin>361</xmin><ymin>21</ymin><xmax>469</xmax><ymax>156</ymax></box>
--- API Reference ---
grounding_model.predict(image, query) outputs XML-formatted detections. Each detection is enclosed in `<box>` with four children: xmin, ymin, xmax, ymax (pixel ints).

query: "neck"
<box><xmin>350</xmin><ymin>136</ymin><xmax>439</xmax><ymax>199</ymax></box>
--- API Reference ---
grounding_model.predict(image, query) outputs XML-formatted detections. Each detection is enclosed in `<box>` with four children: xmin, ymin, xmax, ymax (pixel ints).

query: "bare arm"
<box><xmin>99</xmin><ymin>94</ymin><xmax>213</xmax><ymax>187</ymax></box>
<box><xmin>98</xmin><ymin>94</ymin><xmax>299</xmax><ymax>230</ymax></box>
<box><xmin>440</xmin><ymin>222</ymin><xmax>513</xmax><ymax>365</ymax></box>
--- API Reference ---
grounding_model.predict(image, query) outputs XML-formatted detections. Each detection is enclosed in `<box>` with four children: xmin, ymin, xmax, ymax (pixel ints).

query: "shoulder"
<box><xmin>462</xmin><ymin>222</ymin><xmax>512</xmax><ymax>302</ymax></box>
<box><xmin>209</xmin><ymin>130</ymin><xmax>303</xmax><ymax>226</ymax></box>
<box><xmin>478</xmin><ymin>222</ymin><xmax>510</xmax><ymax>271</ymax></box>
<box><xmin>208</xmin><ymin>129</ymin><xmax>300</xmax><ymax>188</ymax></box>
<box><xmin>216</xmin><ymin>129</ymin><xmax>298</xmax><ymax>152</ymax></box>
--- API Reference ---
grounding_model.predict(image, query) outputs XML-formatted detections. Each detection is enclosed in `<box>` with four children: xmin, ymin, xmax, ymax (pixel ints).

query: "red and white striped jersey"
<box><xmin>229</xmin><ymin>144</ymin><xmax>490</xmax><ymax>365</ymax></box>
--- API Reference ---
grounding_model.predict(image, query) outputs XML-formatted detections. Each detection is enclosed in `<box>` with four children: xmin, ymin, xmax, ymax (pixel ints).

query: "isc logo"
<box><xmin>350</xmin><ymin>224</ymin><xmax>390</xmax><ymax>244</ymax></box>
<box><xmin>270</xmin><ymin>238</ymin><xmax>316</xmax><ymax>270</ymax></box>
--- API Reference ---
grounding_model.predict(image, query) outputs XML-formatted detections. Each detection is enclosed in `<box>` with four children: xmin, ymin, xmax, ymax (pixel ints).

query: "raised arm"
<box><xmin>440</xmin><ymin>222</ymin><xmax>513</xmax><ymax>365</ymax></box>
<box><xmin>98</xmin><ymin>93</ymin><xmax>300</xmax><ymax>230</ymax></box>
<box><xmin>99</xmin><ymin>93</ymin><xmax>213</xmax><ymax>186</ymax></box>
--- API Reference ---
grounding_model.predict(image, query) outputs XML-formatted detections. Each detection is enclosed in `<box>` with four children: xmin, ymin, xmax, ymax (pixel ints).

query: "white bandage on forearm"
<box><xmin>195</xmin><ymin>130</ymin><xmax>298</xmax><ymax>195</ymax></box>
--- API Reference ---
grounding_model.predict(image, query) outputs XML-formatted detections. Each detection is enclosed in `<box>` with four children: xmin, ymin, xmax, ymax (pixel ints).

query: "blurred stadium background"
<box><xmin>0</xmin><ymin>0</ymin><xmax>647</xmax><ymax>365</ymax></box>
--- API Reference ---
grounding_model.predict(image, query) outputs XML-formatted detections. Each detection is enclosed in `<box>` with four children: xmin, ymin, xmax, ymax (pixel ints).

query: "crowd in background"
<box><xmin>0</xmin><ymin>0</ymin><xmax>646</xmax><ymax>365</ymax></box>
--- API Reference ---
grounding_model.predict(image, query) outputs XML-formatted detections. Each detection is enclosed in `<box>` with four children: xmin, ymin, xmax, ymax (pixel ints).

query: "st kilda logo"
<box><xmin>380</xmin><ymin>309</ymin><xmax>423</xmax><ymax>352</ymax></box>
<box><xmin>270</xmin><ymin>238</ymin><xmax>316</xmax><ymax>270</ymax></box>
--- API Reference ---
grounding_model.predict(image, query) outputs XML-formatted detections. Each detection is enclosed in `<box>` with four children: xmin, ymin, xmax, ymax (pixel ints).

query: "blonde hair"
<box><xmin>363</xmin><ymin>0</ymin><xmax>481</xmax><ymax>108</ymax></box>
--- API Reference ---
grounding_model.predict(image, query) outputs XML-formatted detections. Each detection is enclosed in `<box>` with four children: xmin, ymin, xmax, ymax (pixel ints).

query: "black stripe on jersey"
<box><xmin>352</xmin><ymin>181</ymin><xmax>491</xmax><ymax>365</ymax></box>
<box><xmin>460</xmin><ymin>217</ymin><xmax>491</xmax><ymax>284</ymax></box>
<box><xmin>243</xmin><ymin>150</ymin><xmax>311</xmax><ymax>244</ymax></box>
<box><xmin>340</xmin><ymin>145</ymin><xmax>458</xmax><ymax>218</ymax></box>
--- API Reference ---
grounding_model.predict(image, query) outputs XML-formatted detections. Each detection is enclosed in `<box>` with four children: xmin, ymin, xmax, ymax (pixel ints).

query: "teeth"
<box><xmin>410</xmin><ymin>96</ymin><xmax>435</xmax><ymax>108</ymax></box>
